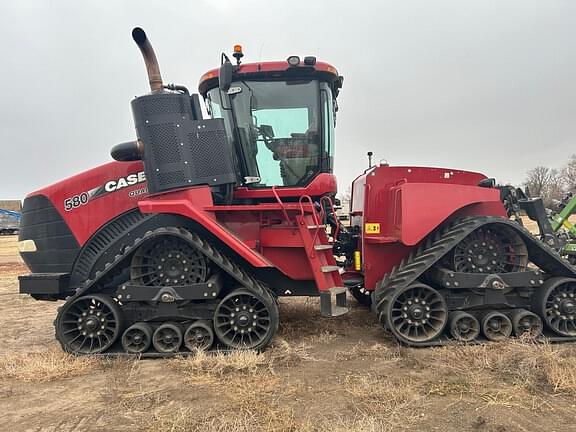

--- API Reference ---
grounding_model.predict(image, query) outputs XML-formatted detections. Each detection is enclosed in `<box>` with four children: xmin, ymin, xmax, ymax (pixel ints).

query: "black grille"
<box><xmin>150</xmin><ymin>123</ymin><xmax>181</xmax><ymax>164</ymax></box>
<box><xmin>141</xmin><ymin>95</ymin><xmax>192</xmax><ymax>116</ymax></box>
<box><xmin>158</xmin><ymin>170</ymin><xmax>186</xmax><ymax>186</ymax></box>
<box><xmin>132</xmin><ymin>92</ymin><xmax>236</xmax><ymax>195</ymax></box>
<box><xmin>19</xmin><ymin>195</ymin><xmax>80</xmax><ymax>273</ymax></box>
<box><xmin>188</xmin><ymin>130</ymin><xmax>233</xmax><ymax>178</ymax></box>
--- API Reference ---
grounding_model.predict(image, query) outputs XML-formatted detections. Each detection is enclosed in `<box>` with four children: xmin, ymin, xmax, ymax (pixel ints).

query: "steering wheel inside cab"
<box><xmin>256</xmin><ymin>124</ymin><xmax>275</xmax><ymax>146</ymax></box>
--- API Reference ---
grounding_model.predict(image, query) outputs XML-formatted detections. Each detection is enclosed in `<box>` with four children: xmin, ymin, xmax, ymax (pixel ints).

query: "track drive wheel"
<box><xmin>449</xmin><ymin>311</ymin><xmax>480</xmax><ymax>342</ymax></box>
<box><xmin>535</xmin><ymin>277</ymin><xmax>576</xmax><ymax>337</ymax></box>
<box><xmin>184</xmin><ymin>320</ymin><xmax>214</xmax><ymax>351</ymax></box>
<box><xmin>131</xmin><ymin>236</ymin><xmax>208</xmax><ymax>286</ymax></box>
<box><xmin>509</xmin><ymin>310</ymin><xmax>543</xmax><ymax>338</ymax></box>
<box><xmin>214</xmin><ymin>288</ymin><xmax>279</xmax><ymax>350</ymax></box>
<box><xmin>481</xmin><ymin>311</ymin><xmax>512</xmax><ymax>341</ymax></box>
<box><xmin>55</xmin><ymin>294</ymin><xmax>123</xmax><ymax>354</ymax></box>
<box><xmin>122</xmin><ymin>322</ymin><xmax>153</xmax><ymax>354</ymax></box>
<box><xmin>349</xmin><ymin>286</ymin><xmax>372</xmax><ymax>306</ymax></box>
<box><xmin>384</xmin><ymin>283</ymin><xmax>448</xmax><ymax>345</ymax></box>
<box><xmin>448</xmin><ymin>224</ymin><xmax>528</xmax><ymax>273</ymax></box>
<box><xmin>152</xmin><ymin>322</ymin><xmax>183</xmax><ymax>353</ymax></box>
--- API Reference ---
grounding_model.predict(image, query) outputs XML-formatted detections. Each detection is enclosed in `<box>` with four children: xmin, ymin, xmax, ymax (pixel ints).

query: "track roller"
<box><xmin>184</xmin><ymin>320</ymin><xmax>214</xmax><ymax>351</ymax></box>
<box><xmin>122</xmin><ymin>322</ymin><xmax>153</xmax><ymax>353</ymax></box>
<box><xmin>481</xmin><ymin>311</ymin><xmax>512</xmax><ymax>341</ymax></box>
<box><xmin>509</xmin><ymin>310</ymin><xmax>543</xmax><ymax>338</ymax></box>
<box><xmin>152</xmin><ymin>322</ymin><xmax>183</xmax><ymax>353</ymax></box>
<box><xmin>213</xmin><ymin>287</ymin><xmax>278</xmax><ymax>350</ymax></box>
<box><xmin>449</xmin><ymin>311</ymin><xmax>480</xmax><ymax>342</ymax></box>
<box><xmin>534</xmin><ymin>277</ymin><xmax>576</xmax><ymax>337</ymax></box>
<box><xmin>55</xmin><ymin>294</ymin><xmax>123</xmax><ymax>354</ymax></box>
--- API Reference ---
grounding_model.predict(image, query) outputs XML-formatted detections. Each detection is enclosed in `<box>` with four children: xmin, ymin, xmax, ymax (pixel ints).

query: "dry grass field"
<box><xmin>2</xmin><ymin>234</ymin><xmax>576</xmax><ymax>431</ymax></box>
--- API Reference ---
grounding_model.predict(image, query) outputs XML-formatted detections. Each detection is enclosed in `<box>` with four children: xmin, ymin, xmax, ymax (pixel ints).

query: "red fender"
<box><xmin>392</xmin><ymin>182</ymin><xmax>507</xmax><ymax>246</ymax></box>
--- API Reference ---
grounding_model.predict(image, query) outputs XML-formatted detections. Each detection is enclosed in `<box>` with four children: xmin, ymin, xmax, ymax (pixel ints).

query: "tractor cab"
<box><xmin>198</xmin><ymin>52</ymin><xmax>343</xmax><ymax>198</ymax></box>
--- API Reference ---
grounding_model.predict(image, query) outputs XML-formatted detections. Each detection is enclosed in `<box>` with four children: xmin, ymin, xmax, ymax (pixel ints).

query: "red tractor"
<box><xmin>18</xmin><ymin>28</ymin><xmax>576</xmax><ymax>354</ymax></box>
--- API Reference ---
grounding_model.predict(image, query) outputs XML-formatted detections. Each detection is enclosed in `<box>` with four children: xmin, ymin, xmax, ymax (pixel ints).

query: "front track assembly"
<box><xmin>54</xmin><ymin>227</ymin><xmax>279</xmax><ymax>356</ymax></box>
<box><xmin>374</xmin><ymin>216</ymin><xmax>576</xmax><ymax>346</ymax></box>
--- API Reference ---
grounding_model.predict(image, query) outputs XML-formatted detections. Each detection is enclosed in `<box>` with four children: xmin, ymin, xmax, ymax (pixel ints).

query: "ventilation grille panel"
<box><xmin>141</xmin><ymin>94</ymin><xmax>192</xmax><ymax>116</ymax></box>
<box><xmin>132</xmin><ymin>93</ymin><xmax>235</xmax><ymax>195</ymax></box>
<box><xmin>149</xmin><ymin>123</ymin><xmax>181</xmax><ymax>164</ymax></box>
<box><xmin>188</xmin><ymin>130</ymin><xmax>232</xmax><ymax>178</ymax></box>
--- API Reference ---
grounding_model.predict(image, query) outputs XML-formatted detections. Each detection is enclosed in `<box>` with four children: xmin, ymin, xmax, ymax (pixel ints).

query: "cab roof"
<box><xmin>198</xmin><ymin>60</ymin><xmax>341</xmax><ymax>95</ymax></box>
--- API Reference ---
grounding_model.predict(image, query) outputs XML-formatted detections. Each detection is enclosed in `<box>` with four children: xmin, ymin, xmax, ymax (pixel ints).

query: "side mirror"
<box><xmin>219</xmin><ymin>60</ymin><xmax>233</xmax><ymax>92</ymax></box>
<box><xmin>478</xmin><ymin>178</ymin><xmax>496</xmax><ymax>188</ymax></box>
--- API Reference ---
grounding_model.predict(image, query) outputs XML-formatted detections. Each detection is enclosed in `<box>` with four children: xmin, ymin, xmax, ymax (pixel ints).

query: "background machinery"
<box><xmin>18</xmin><ymin>28</ymin><xmax>576</xmax><ymax>354</ymax></box>
<box><xmin>549</xmin><ymin>192</ymin><xmax>576</xmax><ymax>264</ymax></box>
<box><xmin>0</xmin><ymin>208</ymin><xmax>21</xmax><ymax>235</ymax></box>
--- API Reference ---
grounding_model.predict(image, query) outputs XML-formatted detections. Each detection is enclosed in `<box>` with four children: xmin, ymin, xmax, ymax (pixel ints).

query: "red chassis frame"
<box><xmin>28</xmin><ymin>160</ymin><xmax>507</xmax><ymax>296</ymax></box>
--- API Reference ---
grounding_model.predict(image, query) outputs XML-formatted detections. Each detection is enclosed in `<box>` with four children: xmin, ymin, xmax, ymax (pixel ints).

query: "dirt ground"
<box><xmin>1</xmin><ymin>235</ymin><xmax>576</xmax><ymax>432</ymax></box>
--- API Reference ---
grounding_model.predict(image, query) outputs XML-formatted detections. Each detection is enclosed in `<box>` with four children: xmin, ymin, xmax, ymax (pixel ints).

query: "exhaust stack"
<box><xmin>131</xmin><ymin>27</ymin><xmax>163</xmax><ymax>92</ymax></box>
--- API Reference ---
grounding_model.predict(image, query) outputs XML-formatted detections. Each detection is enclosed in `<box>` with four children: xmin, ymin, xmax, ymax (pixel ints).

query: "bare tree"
<box><xmin>524</xmin><ymin>166</ymin><xmax>564</xmax><ymax>207</ymax></box>
<box><xmin>524</xmin><ymin>166</ymin><xmax>552</xmax><ymax>197</ymax></box>
<box><xmin>546</xmin><ymin>168</ymin><xmax>564</xmax><ymax>206</ymax></box>
<box><xmin>562</xmin><ymin>154</ymin><xmax>576</xmax><ymax>191</ymax></box>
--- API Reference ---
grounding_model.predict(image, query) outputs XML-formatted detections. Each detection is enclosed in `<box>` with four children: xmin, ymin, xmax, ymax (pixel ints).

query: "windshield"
<box><xmin>206</xmin><ymin>80</ymin><xmax>334</xmax><ymax>187</ymax></box>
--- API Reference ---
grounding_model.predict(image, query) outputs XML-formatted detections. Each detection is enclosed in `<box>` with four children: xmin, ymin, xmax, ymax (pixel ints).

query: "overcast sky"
<box><xmin>1</xmin><ymin>0</ymin><xmax>575</xmax><ymax>200</ymax></box>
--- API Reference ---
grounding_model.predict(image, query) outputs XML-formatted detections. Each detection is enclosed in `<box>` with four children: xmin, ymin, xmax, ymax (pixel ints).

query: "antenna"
<box><xmin>367</xmin><ymin>151</ymin><xmax>373</xmax><ymax>168</ymax></box>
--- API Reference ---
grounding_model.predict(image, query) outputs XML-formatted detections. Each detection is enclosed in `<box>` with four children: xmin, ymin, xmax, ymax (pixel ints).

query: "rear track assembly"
<box><xmin>375</xmin><ymin>216</ymin><xmax>576</xmax><ymax>346</ymax></box>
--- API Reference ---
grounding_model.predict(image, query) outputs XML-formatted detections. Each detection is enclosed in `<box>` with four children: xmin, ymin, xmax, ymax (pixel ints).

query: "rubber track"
<box><xmin>69</xmin><ymin>209</ymin><xmax>151</xmax><ymax>287</ymax></box>
<box><xmin>374</xmin><ymin>216</ymin><xmax>576</xmax><ymax>345</ymax></box>
<box><xmin>55</xmin><ymin>227</ymin><xmax>276</xmax><ymax>351</ymax></box>
<box><xmin>70</xmin><ymin>226</ymin><xmax>272</xmax><ymax>301</ymax></box>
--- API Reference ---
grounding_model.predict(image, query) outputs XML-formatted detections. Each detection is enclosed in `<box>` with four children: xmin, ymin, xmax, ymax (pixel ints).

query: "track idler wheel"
<box><xmin>214</xmin><ymin>288</ymin><xmax>279</xmax><ymax>350</ymax></box>
<box><xmin>384</xmin><ymin>283</ymin><xmax>448</xmax><ymax>345</ymax></box>
<box><xmin>535</xmin><ymin>277</ymin><xmax>576</xmax><ymax>336</ymax></box>
<box><xmin>509</xmin><ymin>310</ymin><xmax>543</xmax><ymax>338</ymax></box>
<box><xmin>481</xmin><ymin>311</ymin><xmax>512</xmax><ymax>341</ymax></box>
<box><xmin>449</xmin><ymin>311</ymin><xmax>480</xmax><ymax>342</ymax></box>
<box><xmin>55</xmin><ymin>294</ymin><xmax>123</xmax><ymax>354</ymax></box>
<box><xmin>122</xmin><ymin>323</ymin><xmax>153</xmax><ymax>354</ymax></box>
<box><xmin>152</xmin><ymin>322</ymin><xmax>183</xmax><ymax>353</ymax></box>
<box><xmin>184</xmin><ymin>320</ymin><xmax>214</xmax><ymax>351</ymax></box>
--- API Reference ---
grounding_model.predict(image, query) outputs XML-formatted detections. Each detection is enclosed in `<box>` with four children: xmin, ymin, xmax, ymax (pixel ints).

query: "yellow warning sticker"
<box><xmin>365</xmin><ymin>223</ymin><xmax>380</xmax><ymax>234</ymax></box>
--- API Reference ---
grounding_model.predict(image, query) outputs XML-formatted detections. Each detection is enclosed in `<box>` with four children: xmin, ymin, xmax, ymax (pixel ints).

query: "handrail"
<box><xmin>299</xmin><ymin>195</ymin><xmax>322</xmax><ymax>252</ymax></box>
<box><xmin>271</xmin><ymin>186</ymin><xmax>292</xmax><ymax>225</ymax></box>
<box><xmin>320</xmin><ymin>196</ymin><xmax>340</xmax><ymax>240</ymax></box>
<box><xmin>298</xmin><ymin>195</ymin><xmax>320</xmax><ymax>224</ymax></box>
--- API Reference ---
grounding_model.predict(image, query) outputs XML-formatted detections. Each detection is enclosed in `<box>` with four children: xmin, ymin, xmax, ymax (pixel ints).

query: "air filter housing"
<box><xmin>131</xmin><ymin>92</ymin><xmax>235</xmax><ymax>195</ymax></box>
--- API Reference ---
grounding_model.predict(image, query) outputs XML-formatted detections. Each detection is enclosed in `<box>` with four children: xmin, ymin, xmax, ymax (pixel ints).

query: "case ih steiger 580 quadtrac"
<box><xmin>18</xmin><ymin>28</ymin><xmax>576</xmax><ymax>355</ymax></box>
